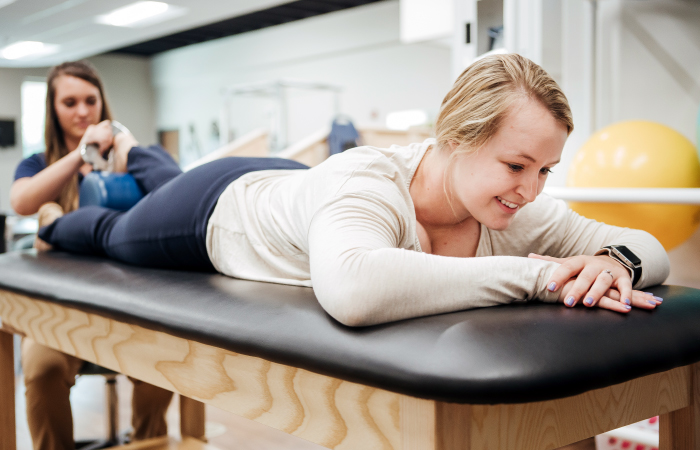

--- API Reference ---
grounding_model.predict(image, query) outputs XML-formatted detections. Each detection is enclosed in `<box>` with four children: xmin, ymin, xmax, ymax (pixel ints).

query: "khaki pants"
<box><xmin>22</xmin><ymin>338</ymin><xmax>174</xmax><ymax>450</ymax></box>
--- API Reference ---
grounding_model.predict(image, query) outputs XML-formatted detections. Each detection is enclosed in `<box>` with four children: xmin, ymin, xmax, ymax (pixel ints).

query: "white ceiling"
<box><xmin>0</xmin><ymin>0</ymin><xmax>291</xmax><ymax>68</ymax></box>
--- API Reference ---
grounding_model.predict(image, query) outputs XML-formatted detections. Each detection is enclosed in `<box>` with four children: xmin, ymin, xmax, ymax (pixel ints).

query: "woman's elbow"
<box><xmin>10</xmin><ymin>184</ymin><xmax>38</xmax><ymax>216</ymax></box>
<box><xmin>315</xmin><ymin>286</ymin><xmax>377</xmax><ymax>327</ymax></box>
<box><xmin>10</xmin><ymin>192</ymin><xmax>35</xmax><ymax>216</ymax></box>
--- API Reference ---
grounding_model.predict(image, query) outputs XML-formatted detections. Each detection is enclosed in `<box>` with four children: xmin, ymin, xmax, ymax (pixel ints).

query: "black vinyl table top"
<box><xmin>1</xmin><ymin>250</ymin><xmax>700</xmax><ymax>404</ymax></box>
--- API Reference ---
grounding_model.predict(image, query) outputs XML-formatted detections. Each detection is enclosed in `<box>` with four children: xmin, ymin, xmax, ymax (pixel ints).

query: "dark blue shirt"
<box><xmin>14</xmin><ymin>153</ymin><xmax>83</xmax><ymax>183</ymax></box>
<box><xmin>14</xmin><ymin>153</ymin><xmax>47</xmax><ymax>181</ymax></box>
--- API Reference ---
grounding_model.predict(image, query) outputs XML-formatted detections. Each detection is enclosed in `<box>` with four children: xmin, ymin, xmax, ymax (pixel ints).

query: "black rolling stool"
<box><xmin>74</xmin><ymin>362</ymin><xmax>124</xmax><ymax>450</ymax></box>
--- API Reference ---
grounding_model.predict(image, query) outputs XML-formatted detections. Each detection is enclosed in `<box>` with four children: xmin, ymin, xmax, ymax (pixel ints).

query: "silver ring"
<box><xmin>602</xmin><ymin>269</ymin><xmax>613</xmax><ymax>280</ymax></box>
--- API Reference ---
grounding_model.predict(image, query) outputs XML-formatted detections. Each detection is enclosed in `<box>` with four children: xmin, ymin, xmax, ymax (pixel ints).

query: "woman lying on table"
<box><xmin>36</xmin><ymin>54</ymin><xmax>669</xmax><ymax>327</ymax></box>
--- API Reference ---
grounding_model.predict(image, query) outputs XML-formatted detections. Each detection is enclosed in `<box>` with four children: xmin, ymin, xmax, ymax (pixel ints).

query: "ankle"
<box><xmin>113</xmin><ymin>133</ymin><xmax>139</xmax><ymax>173</ymax></box>
<box><xmin>34</xmin><ymin>202</ymin><xmax>64</xmax><ymax>251</ymax></box>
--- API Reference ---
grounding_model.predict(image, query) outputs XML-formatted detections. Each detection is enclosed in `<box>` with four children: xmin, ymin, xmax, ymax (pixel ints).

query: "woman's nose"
<box><xmin>76</xmin><ymin>102</ymin><xmax>89</xmax><ymax>116</ymax></box>
<box><xmin>518</xmin><ymin>175</ymin><xmax>539</xmax><ymax>203</ymax></box>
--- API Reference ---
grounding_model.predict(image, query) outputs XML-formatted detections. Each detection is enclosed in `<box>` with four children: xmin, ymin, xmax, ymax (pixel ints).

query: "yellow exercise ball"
<box><xmin>567</xmin><ymin>120</ymin><xmax>700</xmax><ymax>250</ymax></box>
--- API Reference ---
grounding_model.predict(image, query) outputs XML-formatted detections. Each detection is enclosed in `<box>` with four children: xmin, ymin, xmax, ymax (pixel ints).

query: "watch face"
<box><xmin>613</xmin><ymin>246</ymin><xmax>641</xmax><ymax>266</ymax></box>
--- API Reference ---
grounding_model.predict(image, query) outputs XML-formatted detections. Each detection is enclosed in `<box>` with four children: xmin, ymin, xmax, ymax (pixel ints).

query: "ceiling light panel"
<box><xmin>0</xmin><ymin>41</ymin><xmax>59</xmax><ymax>60</ymax></box>
<box><xmin>96</xmin><ymin>1</ymin><xmax>186</xmax><ymax>28</ymax></box>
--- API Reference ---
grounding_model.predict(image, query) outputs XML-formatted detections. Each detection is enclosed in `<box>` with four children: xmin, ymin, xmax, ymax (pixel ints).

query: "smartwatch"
<box><xmin>595</xmin><ymin>245</ymin><xmax>642</xmax><ymax>286</ymax></box>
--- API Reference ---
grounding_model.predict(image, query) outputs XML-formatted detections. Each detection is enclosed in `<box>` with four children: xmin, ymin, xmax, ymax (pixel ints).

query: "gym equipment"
<box><xmin>220</xmin><ymin>79</ymin><xmax>342</xmax><ymax>152</ymax></box>
<box><xmin>328</xmin><ymin>116</ymin><xmax>360</xmax><ymax>155</ymax></box>
<box><xmin>79</xmin><ymin>121</ymin><xmax>130</xmax><ymax>171</ymax></box>
<box><xmin>184</xmin><ymin>128</ymin><xmax>268</xmax><ymax>171</ymax></box>
<box><xmin>2</xmin><ymin>251</ymin><xmax>700</xmax><ymax>449</ymax></box>
<box><xmin>567</xmin><ymin>120</ymin><xmax>700</xmax><ymax>250</ymax></box>
<box><xmin>79</xmin><ymin>121</ymin><xmax>144</xmax><ymax>211</ymax></box>
<box><xmin>544</xmin><ymin>186</ymin><xmax>700</xmax><ymax>204</ymax></box>
<box><xmin>79</xmin><ymin>171</ymin><xmax>144</xmax><ymax>211</ymax></box>
<box><xmin>277</xmin><ymin>125</ymin><xmax>433</xmax><ymax>167</ymax></box>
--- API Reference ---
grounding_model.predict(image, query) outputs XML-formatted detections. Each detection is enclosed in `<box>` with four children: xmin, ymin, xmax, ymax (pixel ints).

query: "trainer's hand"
<box><xmin>77</xmin><ymin>120</ymin><xmax>114</xmax><ymax>155</ymax></box>
<box><xmin>529</xmin><ymin>253</ymin><xmax>662</xmax><ymax>313</ymax></box>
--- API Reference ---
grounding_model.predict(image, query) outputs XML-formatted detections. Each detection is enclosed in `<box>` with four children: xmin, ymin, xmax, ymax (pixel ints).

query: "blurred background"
<box><xmin>0</xmin><ymin>1</ymin><xmax>699</xmax><ymax>448</ymax></box>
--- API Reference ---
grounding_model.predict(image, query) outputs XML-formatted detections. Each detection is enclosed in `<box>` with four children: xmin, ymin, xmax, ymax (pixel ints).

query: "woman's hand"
<box><xmin>529</xmin><ymin>253</ymin><xmax>663</xmax><ymax>313</ymax></box>
<box><xmin>76</xmin><ymin>120</ymin><xmax>114</xmax><ymax>155</ymax></box>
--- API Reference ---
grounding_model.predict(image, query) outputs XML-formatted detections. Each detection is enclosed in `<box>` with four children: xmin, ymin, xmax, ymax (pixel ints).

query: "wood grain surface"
<box><xmin>467</xmin><ymin>365</ymin><xmax>689</xmax><ymax>450</ymax></box>
<box><xmin>0</xmin><ymin>329</ymin><xmax>16</xmax><ymax>450</ymax></box>
<box><xmin>1</xmin><ymin>290</ymin><xmax>694</xmax><ymax>450</ymax></box>
<box><xmin>180</xmin><ymin>396</ymin><xmax>206</xmax><ymax>441</ymax></box>
<box><xmin>0</xmin><ymin>291</ymin><xmax>402</xmax><ymax>450</ymax></box>
<box><xmin>659</xmin><ymin>362</ymin><xmax>700</xmax><ymax>450</ymax></box>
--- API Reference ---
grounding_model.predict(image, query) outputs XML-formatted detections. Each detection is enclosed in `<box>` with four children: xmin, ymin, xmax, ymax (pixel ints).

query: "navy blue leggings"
<box><xmin>38</xmin><ymin>145</ymin><xmax>308</xmax><ymax>271</ymax></box>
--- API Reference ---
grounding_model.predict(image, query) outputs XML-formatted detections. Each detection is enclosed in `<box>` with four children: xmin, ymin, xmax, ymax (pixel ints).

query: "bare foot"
<box><xmin>34</xmin><ymin>202</ymin><xmax>64</xmax><ymax>251</ymax></box>
<box><xmin>112</xmin><ymin>132</ymin><xmax>139</xmax><ymax>173</ymax></box>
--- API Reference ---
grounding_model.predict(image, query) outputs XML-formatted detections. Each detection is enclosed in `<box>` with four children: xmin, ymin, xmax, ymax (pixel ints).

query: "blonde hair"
<box><xmin>435</xmin><ymin>53</ymin><xmax>573</xmax><ymax>155</ymax></box>
<box><xmin>45</xmin><ymin>61</ymin><xmax>112</xmax><ymax>212</ymax></box>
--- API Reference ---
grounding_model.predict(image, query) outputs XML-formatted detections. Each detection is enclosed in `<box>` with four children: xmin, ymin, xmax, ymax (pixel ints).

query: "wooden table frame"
<box><xmin>1</xmin><ymin>290</ymin><xmax>699</xmax><ymax>450</ymax></box>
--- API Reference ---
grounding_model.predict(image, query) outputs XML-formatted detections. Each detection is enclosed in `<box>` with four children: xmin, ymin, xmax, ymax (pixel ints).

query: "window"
<box><xmin>21</xmin><ymin>79</ymin><xmax>47</xmax><ymax>157</ymax></box>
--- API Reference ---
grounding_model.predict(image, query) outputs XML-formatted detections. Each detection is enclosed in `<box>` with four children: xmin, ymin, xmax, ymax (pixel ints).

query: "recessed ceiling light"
<box><xmin>0</xmin><ymin>0</ymin><xmax>17</xmax><ymax>10</ymax></box>
<box><xmin>96</xmin><ymin>1</ymin><xmax>186</xmax><ymax>28</ymax></box>
<box><xmin>0</xmin><ymin>41</ymin><xmax>59</xmax><ymax>60</ymax></box>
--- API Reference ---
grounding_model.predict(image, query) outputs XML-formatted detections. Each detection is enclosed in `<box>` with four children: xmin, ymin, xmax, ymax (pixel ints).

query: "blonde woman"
<box><xmin>37</xmin><ymin>54</ymin><xmax>669</xmax><ymax>327</ymax></box>
<box><xmin>11</xmin><ymin>61</ymin><xmax>173</xmax><ymax>450</ymax></box>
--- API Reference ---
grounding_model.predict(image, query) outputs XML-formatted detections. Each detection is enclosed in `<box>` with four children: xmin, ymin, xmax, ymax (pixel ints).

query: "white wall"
<box><xmin>553</xmin><ymin>0</ymin><xmax>700</xmax><ymax>287</ymax></box>
<box><xmin>151</xmin><ymin>0</ymin><xmax>452</xmax><ymax>166</ymax></box>
<box><xmin>0</xmin><ymin>54</ymin><xmax>155</xmax><ymax>215</ymax></box>
<box><xmin>603</xmin><ymin>0</ymin><xmax>699</xmax><ymax>141</ymax></box>
<box><xmin>0</xmin><ymin>66</ymin><xmax>47</xmax><ymax>213</ymax></box>
<box><xmin>89</xmin><ymin>54</ymin><xmax>157</xmax><ymax>145</ymax></box>
<box><xmin>605</xmin><ymin>0</ymin><xmax>700</xmax><ymax>289</ymax></box>
<box><xmin>549</xmin><ymin>0</ymin><xmax>700</xmax><ymax>188</ymax></box>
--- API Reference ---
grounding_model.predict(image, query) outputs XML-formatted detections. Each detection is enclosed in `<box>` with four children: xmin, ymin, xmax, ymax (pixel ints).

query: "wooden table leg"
<box><xmin>660</xmin><ymin>362</ymin><xmax>700</xmax><ymax>449</ymax></box>
<box><xmin>180</xmin><ymin>395</ymin><xmax>206</xmax><ymax>442</ymax></box>
<box><xmin>0</xmin><ymin>330</ymin><xmax>16</xmax><ymax>450</ymax></box>
<box><xmin>557</xmin><ymin>438</ymin><xmax>596</xmax><ymax>450</ymax></box>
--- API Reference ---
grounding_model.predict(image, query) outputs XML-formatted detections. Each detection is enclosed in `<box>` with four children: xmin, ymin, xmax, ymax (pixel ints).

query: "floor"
<box><xmin>14</xmin><ymin>374</ymin><xmax>325</xmax><ymax>450</ymax></box>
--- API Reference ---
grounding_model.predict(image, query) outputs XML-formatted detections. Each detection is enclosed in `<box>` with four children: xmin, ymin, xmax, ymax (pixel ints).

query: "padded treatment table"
<box><xmin>2</xmin><ymin>251</ymin><xmax>700</xmax><ymax>450</ymax></box>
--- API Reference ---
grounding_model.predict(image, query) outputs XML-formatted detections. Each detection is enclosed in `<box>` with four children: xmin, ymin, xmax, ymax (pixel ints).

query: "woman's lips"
<box><xmin>495</xmin><ymin>197</ymin><xmax>520</xmax><ymax>214</ymax></box>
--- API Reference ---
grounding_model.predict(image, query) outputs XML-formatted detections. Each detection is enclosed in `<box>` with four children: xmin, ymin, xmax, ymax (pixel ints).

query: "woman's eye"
<box><xmin>507</xmin><ymin>164</ymin><xmax>524</xmax><ymax>173</ymax></box>
<box><xmin>540</xmin><ymin>168</ymin><xmax>553</xmax><ymax>175</ymax></box>
<box><xmin>63</xmin><ymin>100</ymin><xmax>75</xmax><ymax>107</ymax></box>
<box><xmin>86</xmin><ymin>97</ymin><xmax>97</xmax><ymax>105</ymax></box>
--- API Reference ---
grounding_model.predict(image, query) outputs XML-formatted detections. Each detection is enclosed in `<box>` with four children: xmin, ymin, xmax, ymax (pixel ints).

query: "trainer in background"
<box><xmin>10</xmin><ymin>60</ymin><xmax>173</xmax><ymax>450</ymax></box>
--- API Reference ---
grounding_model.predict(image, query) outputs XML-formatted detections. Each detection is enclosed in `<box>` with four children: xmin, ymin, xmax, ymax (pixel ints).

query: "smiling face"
<box><xmin>448</xmin><ymin>98</ymin><xmax>568</xmax><ymax>230</ymax></box>
<box><xmin>52</xmin><ymin>74</ymin><xmax>103</xmax><ymax>145</ymax></box>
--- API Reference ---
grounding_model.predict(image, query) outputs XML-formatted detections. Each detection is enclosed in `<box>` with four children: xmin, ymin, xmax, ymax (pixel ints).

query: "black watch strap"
<box><xmin>595</xmin><ymin>245</ymin><xmax>642</xmax><ymax>286</ymax></box>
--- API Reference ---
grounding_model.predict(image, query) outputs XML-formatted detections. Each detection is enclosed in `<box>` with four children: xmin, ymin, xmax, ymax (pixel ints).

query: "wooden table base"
<box><xmin>1</xmin><ymin>291</ymin><xmax>698</xmax><ymax>450</ymax></box>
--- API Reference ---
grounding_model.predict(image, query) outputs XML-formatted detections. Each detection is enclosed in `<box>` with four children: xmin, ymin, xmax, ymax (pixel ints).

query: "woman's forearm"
<box><xmin>311</xmin><ymin>246</ymin><xmax>561</xmax><ymax>327</ymax></box>
<box><xmin>10</xmin><ymin>150</ymin><xmax>84</xmax><ymax>215</ymax></box>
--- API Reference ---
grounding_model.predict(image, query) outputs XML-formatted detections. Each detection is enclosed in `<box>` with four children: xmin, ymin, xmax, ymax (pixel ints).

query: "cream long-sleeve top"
<box><xmin>206</xmin><ymin>139</ymin><xmax>670</xmax><ymax>326</ymax></box>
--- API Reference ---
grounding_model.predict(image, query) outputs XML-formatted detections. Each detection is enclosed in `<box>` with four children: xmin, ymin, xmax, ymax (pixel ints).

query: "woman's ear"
<box><xmin>447</xmin><ymin>140</ymin><xmax>461</xmax><ymax>152</ymax></box>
